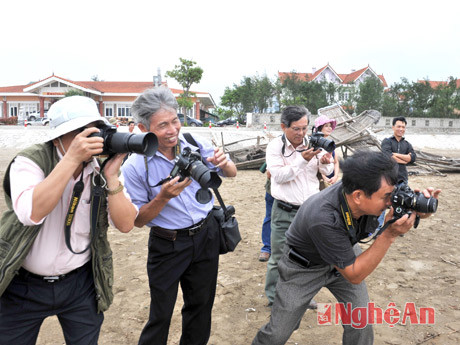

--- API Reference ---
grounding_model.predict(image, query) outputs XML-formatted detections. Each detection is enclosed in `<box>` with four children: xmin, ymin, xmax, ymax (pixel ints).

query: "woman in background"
<box><xmin>315</xmin><ymin>115</ymin><xmax>339</xmax><ymax>188</ymax></box>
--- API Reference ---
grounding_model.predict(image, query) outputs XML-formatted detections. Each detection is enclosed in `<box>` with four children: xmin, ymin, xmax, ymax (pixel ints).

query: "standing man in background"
<box><xmin>381</xmin><ymin>116</ymin><xmax>416</xmax><ymax>183</ymax></box>
<box><xmin>378</xmin><ymin>116</ymin><xmax>416</xmax><ymax>228</ymax></box>
<box><xmin>264</xmin><ymin>106</ymin><xmax>334</xmax><ymax>307</ymax></box>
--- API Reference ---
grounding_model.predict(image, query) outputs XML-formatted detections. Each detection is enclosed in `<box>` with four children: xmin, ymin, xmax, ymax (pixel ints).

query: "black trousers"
<box><xmin>0</xmin><ymin>262</ymin><xmax>103</xmax><ymax>345</ymax></box>
<box><xmin>138</xmin><ymin>216</ymin><xmax>220</xmax><ymax>345</ymax></box>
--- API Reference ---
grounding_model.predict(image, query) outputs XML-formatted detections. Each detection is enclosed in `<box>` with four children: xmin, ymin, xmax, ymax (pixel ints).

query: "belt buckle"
<box><xmin>188</xmin><ymin>225</ymin><xmax>200</xmax><ymax>236</ymax></box>
<box><xmin>43</xmin><ymin>275</ymin><xmax>60</xmax><ymax>283</ymax></box>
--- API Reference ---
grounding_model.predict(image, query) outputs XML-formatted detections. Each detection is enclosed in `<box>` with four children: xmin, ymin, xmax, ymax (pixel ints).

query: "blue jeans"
<box><xmin>377</xmin><ymin>210</ymin><xmax>386</xmax><ymax>231</ymax></box>
<box><xmin>261</xmin><ymin>192</ymin><xmax>274</xmax><ymax>254</ymax></box>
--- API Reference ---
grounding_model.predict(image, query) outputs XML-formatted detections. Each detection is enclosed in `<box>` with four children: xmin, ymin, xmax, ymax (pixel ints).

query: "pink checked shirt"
<box><xmin>10</xmin><ymin>151</ymin><xmax>132</xmax><ymax>276</ymax></box>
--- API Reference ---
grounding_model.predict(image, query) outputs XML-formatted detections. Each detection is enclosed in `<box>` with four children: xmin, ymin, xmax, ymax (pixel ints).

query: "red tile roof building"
<box><xmin>279</xmin><ymin>64</ymin><xmax>388</xmax><ymax>104</ymax></box>
<box><xmin>0</xmin><ymin>75</ymin><xmax>216</xmax><ymax>121</ymax></box>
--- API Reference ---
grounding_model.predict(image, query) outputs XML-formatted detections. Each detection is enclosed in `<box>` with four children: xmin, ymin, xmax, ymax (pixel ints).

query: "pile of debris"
<box><xmin>318</xmin><ymin>104</ymin><xmax>460</xmax><ymax>175</ymax></box>
<box><xmin>214</xmin><ymin>104</ymin><xmax>460</xmax><ymax>174</ymax></box>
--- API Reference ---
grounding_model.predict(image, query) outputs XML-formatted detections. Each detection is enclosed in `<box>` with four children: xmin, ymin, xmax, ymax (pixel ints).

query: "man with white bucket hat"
<box><xmin>0</xmin><ymin>96</ymin><xmax>138</xmax><ymax>345</ymax></box>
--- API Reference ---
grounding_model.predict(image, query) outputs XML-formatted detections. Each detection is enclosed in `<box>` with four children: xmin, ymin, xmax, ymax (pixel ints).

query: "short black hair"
<box><xmin>341</xmin><ymin>150</ymin><xmax>398</xmax><ymax>197</ymax></box>
<box><xmin>128</xmin><ymin>121</ymin><xmax>135</xmax><ymax>125</ymax></box>
<box><xmin>392</xmin><ymin>116</ymin><xmax>407</xmax><ymax>126</ymax></box>
<box><xmin>281</xmin><ymin>106</ymin><xmax>309</xmax><ymax>128</ymax></box>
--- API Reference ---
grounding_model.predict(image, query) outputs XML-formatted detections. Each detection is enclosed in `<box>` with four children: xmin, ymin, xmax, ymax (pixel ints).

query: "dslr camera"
<box><xmin>391</xmin><ymin>181</ymin><xmax>438</xmax><ymax>226</ymax></box>
<box><xmin>169</xmin><ymin>147</ymin><xmax>222</xmax><ymax>203</ymax></box>
<box><xmin>89</xmin><ymin>124</ymin><xmax>158</xmax><ymax>156</ymax></box>
<box><xmin>308</xmin><ymin>129</ymin><xmax>336</xmax><ymax>153</ymax></box>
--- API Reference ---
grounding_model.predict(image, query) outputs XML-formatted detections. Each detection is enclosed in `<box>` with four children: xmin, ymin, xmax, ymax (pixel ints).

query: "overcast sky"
<box><xmin>1</xmin><ymin>0</ymin><xmax>458</xmax><ymax>105</ymax></box>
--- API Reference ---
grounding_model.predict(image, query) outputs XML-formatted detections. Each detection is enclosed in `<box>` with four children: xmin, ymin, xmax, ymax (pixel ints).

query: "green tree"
<box><xmin>220</xmin><ymin>74</ymin><xmax>275</xmax><ymax>122</ymax></box>
<box><xmin>279</xmin><ymin>72</ymin><xmax>308</xmax><ymax>106</ymax></box>
<box><xmin>254</xmin><ymin>74</ymin><xmax>275</xmax><ymax>113</ymax></box>
<box><xmin>166</xmin><ymin>58</ymin><xmax>203</xmax><ymax>124</ymax></box>
<box><xmin>65</xmin><ymin>89</ymin><xmax>85</xmax><ymax>97</ymax></box>
<box><xmin>221</xmin><ymin>86</ymin><xmax>244</xmax><ymax>117</ymax></box>
<box><xmin>429</xmin><ymin>77</ymin><xmax>458</xmax><ymax>118</ymax></box>
<box><xmin>406</xmin><ymin>79</ymin><xmax>433</xmax><ymax>117</ymax></box>
<box><xmin>355</xmin><ymin>76</ymin><xmax>384</xmax><ymax>114</ymax></box>
<box><xmin>381</xmin><ymin>88</ymin><xmax>399</xmax><ymax>117</ymax></box>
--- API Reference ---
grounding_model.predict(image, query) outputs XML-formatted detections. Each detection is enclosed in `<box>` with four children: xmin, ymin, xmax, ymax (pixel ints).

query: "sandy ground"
<box><xmin>1</xmin><ymin>127</ymin><xmax>460</xmax><ymax>344</ymax></box>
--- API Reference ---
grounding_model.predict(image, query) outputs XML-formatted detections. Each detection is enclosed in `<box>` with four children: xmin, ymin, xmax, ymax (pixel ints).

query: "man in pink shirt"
<box><xmin>0</xmin><ymin>96</ymin><xmax>138</xmax><ymax>345</ymax></box>
<box><xmin>264</xmin><ymin>105</ymin><xmax>334</xmax><ymax>307</ymax></box>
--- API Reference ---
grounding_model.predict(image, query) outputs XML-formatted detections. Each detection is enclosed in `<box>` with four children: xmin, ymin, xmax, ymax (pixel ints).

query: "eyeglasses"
<box><xmin>289</xmin><ymin>126</ymin><xmax>308</xmax><ymax>133</ymax></box>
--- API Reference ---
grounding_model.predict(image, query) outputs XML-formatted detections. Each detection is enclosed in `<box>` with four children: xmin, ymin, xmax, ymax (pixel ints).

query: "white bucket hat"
<box><xmin>48</xmin><ymin>96</ymin><xmax>109</xmax><ymax>140</ymax></box>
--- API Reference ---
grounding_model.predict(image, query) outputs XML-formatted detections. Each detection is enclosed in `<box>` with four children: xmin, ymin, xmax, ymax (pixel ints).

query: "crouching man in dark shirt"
<box><xmin>252</xmin><ymin>150</ymin><xmax>440</xmax><ymax>345</ymax></box>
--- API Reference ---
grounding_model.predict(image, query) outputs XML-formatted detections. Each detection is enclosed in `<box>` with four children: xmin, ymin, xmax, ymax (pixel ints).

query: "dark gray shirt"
<box><xmin>381</xmin><ymin>136</ymin><xmax>416</xmax><ymax>183</ymax></box>
<box><xmin>286</xmin><ymin>182</ymin><xmax>378</xmax><ymax>269</ymax></box>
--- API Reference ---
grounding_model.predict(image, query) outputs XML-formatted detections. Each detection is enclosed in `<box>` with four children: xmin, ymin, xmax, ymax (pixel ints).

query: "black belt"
<box><xmin>18</xmin><ymin>261</ymin><xmax>91</xmax><ymax>283</ymax></box>
<box><xmin>150</xmin><ymin>211</ymin><xmax>212</xmax><ymax>241</ymax></box>
<box><xmin>277</xmin><ymin>200</ymin><xmax>300</xmax><ymax>212</ymax></box>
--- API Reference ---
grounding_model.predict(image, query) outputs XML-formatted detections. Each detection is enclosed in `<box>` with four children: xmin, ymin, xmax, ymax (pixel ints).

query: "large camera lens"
<box><xmin>309</xmin><ymin>133</ymin><xmax>336</xmax><ymax>152</ymax></box>
<box><xmin>107</xmin><ymin>132</ymin><xmax>158</xmax><ymax>156</ymax></box>
<box><xmin>414</xmin><ymin>193</ymin><xmax>438</xmax><ymax>213</ymax></box>
<box><xmin>189</xmin><ymin>160</ymin><xmax>222</xmax><ymax>189</ymax></box>
<box><xmin>315</xmin><ymin>136</ymin><xmax>335</xmax><ymax>152</ymax></box>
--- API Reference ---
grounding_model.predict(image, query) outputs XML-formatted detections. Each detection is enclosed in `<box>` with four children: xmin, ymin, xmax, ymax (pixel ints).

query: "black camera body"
<box><xmin>391</xmin><ymin>181</ymin><xmax>438</xmax><ymax>220</ymax></box>
<box><xmin>170</xmin><ymin>147</ymin><xmax>222</xmax><ymax>202</ymax></box>
<box><xmin>89</xmin><ymin>124</ymin><xmax>158</xmax><ymax>156</ymax></box>
<box><xmin>308</xmin><ymin>131</ymin><xmax>335</xmax><ymax>153</ymax></box>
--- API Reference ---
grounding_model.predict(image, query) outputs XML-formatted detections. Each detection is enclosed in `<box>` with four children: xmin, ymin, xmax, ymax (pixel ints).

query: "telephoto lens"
<box><xmin>90</xmin><ymin>124</ymin><xmax>158</xmax><ymax>156</ymax></box>
<box><xmin>107</xmin><ymin>132</ymin><xmax>158</xmax><ymax>156</ymax></box>
<box><xmin>189</xmin><ymin>160</ymin><xmax>222</xmax><ymax>189</ymax></box>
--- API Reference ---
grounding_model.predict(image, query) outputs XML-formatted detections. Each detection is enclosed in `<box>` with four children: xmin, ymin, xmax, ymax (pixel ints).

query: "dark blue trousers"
<box><xmin>0</xmin><ymin>262</ymin><xmax>103</xmax><ymax>345</ymax></box>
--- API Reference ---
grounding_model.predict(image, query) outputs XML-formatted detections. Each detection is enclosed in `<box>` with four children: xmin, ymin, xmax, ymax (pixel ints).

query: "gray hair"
<box><xmin>130</xmin><ymin>86</ymin><xmax>178</xmax><ymax>129</ymax></box>
<box><xmin>280</xmin><ymin>105</ymin><xmax>310</xmax><ymax>128</ymax></box>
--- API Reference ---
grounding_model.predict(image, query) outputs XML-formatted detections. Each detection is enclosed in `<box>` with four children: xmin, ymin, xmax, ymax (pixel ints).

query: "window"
<box><xmin>386</xmin><ymin>119</ymin><xmax>391</xmax><ymax>126</ymax></box>
<box><xmin>19</xmin><ymin>103</ymin><xmax>39</xmax><ymax>116</ymax></box>
<box><xmin>117</xmin><ymin>105</ymin><xmax>131</xmax><ymax>117</ymax></box>
<box><xmin>104</xmin><ymin>103</ymin><xmax>115</xmax><ymax>117</ymax></box>
<box><xmin>412</xmin><ymin>120</ymin><xmax>416</xmax><ymax>126</ymax></box>
<box><xmin>9</xmin><ymin>104</ymin><xmax>19</xmax><ymax>117</ymax></box>
<box><xmin>449</xmin><ymin>121</ymin><xmax>453</xmax><ymax>127</ymax></box>
<box><xmin>425</xmin><ymin>120</ymin><xmax>430</xmax><ymax>126</ymax></box>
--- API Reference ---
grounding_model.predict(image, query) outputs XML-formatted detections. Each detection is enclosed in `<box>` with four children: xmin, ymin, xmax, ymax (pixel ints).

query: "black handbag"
<box><xmin>212</xmin><ymin>188</ymin><xmax>241</xmax><ymax>254</ymax></box>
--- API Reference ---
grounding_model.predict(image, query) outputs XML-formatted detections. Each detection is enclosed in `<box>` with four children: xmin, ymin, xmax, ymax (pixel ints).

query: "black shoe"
<box><xmin>307</xmin><ymin>299</ymin><xmax>318</xmax><ymax>310</ymax></box>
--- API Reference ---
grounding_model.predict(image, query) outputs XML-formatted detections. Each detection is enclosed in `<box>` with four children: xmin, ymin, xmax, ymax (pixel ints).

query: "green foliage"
<box><xmin>65</xmin><ymin>89</ymin><xmax>85</xmax><ymax>97</ymax></box>
<box><xmin>176</xmin><ymin>95</ymin><xmax>194</xmax><ymax>110</ymax></box>
<box><xmin>220</xmin><ymin>73</ymin><xmax>275</xmax><ymax>116</ymax></box>
<box><xmin>428</xmin><ymin>78</ymin><xmax>458</xmax><ymax>118</ymax></box>
<box><xmin>213</xmin><ymin>106</ymin><xmax>235</xmax><ymax>119</ymax></box>
<box><xmin>355</xmin><ymin>77</ymin><xmax>384</xmax><ymax>113</ymax></box>
<box><xmin>219</xmin><ymin>71</ymin><xmax>460</xmax><ymax>118</ymax></box>
<box><xmin>166</xmin><ymin>58</ymin><xmax>203</xmax><ymax>111</ymax></box>
<box><xmin>280</xmin><ymin>74</ymin><xmax>330</xmax><ymax>113</ymax></box>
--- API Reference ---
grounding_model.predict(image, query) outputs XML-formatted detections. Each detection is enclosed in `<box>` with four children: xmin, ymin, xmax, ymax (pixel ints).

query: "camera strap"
<box><xmin>338</xmin><ymin>188</ymin><xmax>359</xmax><ymax>244</ymax></box>
<box><xmin>64</xmin><ymin>161</ymin><xmax>105</xmax><ymax>255</ymax></box>
<box><xmin>281</xmin><ymin>134</ymin><xmax>309</xmax><ymax>157</ymax></box>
